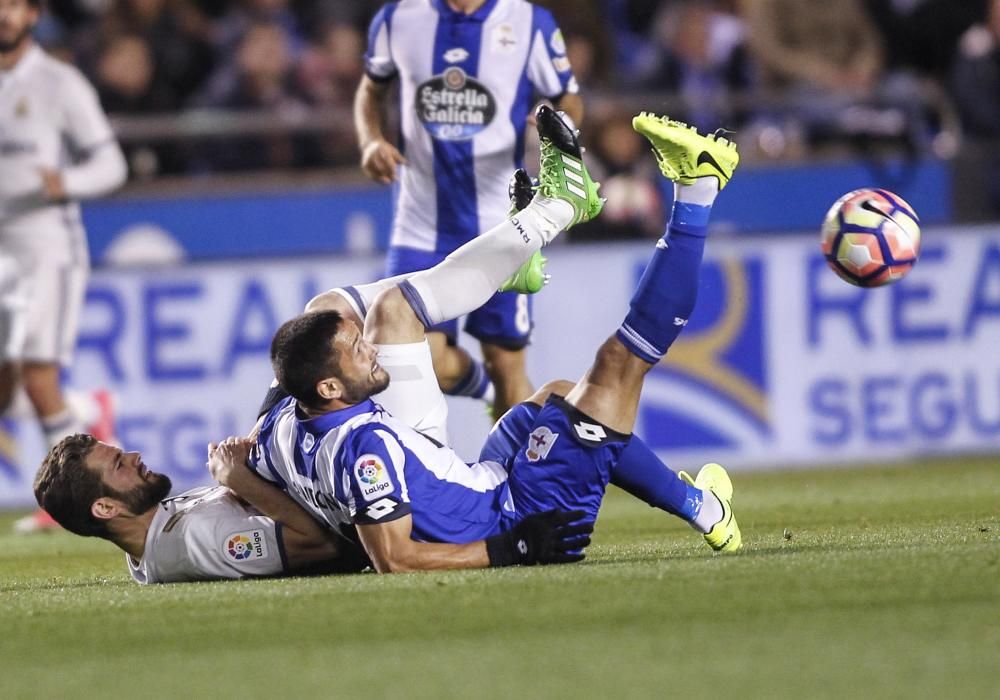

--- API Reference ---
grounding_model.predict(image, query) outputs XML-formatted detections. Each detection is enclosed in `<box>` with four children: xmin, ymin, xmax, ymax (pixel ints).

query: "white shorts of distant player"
<box><xmin>0</xmin><ymin>219</ymin><xmax>89</xmax><ymax>367</ymax></box>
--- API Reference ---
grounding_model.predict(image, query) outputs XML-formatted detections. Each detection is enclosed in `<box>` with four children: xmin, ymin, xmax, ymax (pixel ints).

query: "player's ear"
<box><xmin>316</xmin><ymin>377</ymin><xmax>342</xmax><ymax>401</ymax></box>
<box><xmin>91</xmin><ymin>497</ymin><xmax>121</xmax><ymax>522</ymax></box>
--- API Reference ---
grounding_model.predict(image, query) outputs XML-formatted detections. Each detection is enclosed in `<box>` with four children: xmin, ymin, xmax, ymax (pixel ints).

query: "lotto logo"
<box><xmin>574</xmin><ymin>422</ymin><xmax>607</xmax><ymax>442</ymax></box>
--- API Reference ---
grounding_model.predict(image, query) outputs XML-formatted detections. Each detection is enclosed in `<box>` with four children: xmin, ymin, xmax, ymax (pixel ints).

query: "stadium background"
<box><xmin>2</xmin><ymin>0</ymin><xmax>999</xmax><ymax>504</ymax></box>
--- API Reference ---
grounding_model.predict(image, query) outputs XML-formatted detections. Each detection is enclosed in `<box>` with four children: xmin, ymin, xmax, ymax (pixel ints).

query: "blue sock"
<box><xmin>611</xmin><ymin>435</ymin><xmax>705</xmax><ymax>521</ymax></box>
<box><xmin>446</xmin><ymin>359</ymin><xmax>494</xmax><ymax>401</ymax></box>
<box><xmin>616</xmin><ymin>201</ymin><xmax>711</xmax><ymax>363</ymax></box>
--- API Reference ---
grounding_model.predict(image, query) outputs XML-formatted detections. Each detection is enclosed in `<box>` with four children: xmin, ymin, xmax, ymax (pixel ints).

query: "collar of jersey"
<box><xmin>3</xmin><ymin>44</ymin><xmax>41</xmax><ymax>83</ymax></box>
<box><xmin>295</xmin><ymin>398</ymin><xmax>378</xmax><ymax>435</ymax></box>
<box><xmin>432</xmin><ymin>0</ymin><xmax>499</xmax><ymax>22</ymax></box>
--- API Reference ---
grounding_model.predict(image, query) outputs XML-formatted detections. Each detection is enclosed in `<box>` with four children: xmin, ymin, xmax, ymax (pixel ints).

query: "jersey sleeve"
<box><xmin>337</xmin><ymin>425</ymin><xmax>412</xmax><ymax>526</ymax></box>
<box><xmin>181</xmin><ymin>499</ymin><xmax>290</xmax><ymax>580</ymax></box>
<box><xmin>59</xmin><ymin>67</ymin><xmax>117</xmax><ymax>152</ymax></box>
<box><xmin>364</xmin><ymin>2</ymin><xmax>399</xmax><ymax>82</ymax></box>
<box><xmin>247</xmin><ymin>397</ymin><xmax>292</xmax><ymax>487</ymax></box>
<box><xmin>525</xmin><ymin>7</ymin><xmax>578</xmax><ymax>100</ymax></box>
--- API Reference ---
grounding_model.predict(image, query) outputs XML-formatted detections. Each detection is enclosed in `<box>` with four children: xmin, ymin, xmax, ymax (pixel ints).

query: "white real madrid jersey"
<box><xmin>127</xmin><ymin>486</ymin><xmax>288</xmax><ymax>584</ymax></box>
<box><xmin>0</xmin><ymin>45</ymin><xmax>115</xmax><ymax>256</ymax></box>
<box><xmin>365</xmin><ymin>0</ymin><xmax>578</xmax><ymax>253</ymax></box>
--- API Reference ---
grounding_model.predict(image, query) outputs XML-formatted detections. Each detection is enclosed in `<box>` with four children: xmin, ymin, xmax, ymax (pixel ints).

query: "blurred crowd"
<box><xmin>32</xmin><ymin>0</ymin><xmax>1000</xmax><ymax>213</ymax></box>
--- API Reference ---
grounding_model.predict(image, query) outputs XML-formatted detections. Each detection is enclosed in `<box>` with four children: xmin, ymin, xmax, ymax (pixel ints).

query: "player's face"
<box><xmin>85</xmin><ymin>441</ymin><xmax>172</xmax><ymax>515</ymax></box>
<box><xmin>0</xmin><ymin>0</ymin><xmax>37</xmax><ymax>53</ymax></box>
<box><xmin>331</xmin><ymin>323</ymin><xmax>390</xmax><ymax>403</ymax></box>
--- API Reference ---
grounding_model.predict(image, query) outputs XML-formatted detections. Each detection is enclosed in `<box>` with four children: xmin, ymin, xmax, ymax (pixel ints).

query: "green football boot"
<box><xmin>534</xmin><ymin>104</ymin><xmax>603</xmax><ymax>227</ymax></box>
<box><xmin>632</xmin><ymin>112</ymin><xmax>739</xmax><ymax>189</ymax></box>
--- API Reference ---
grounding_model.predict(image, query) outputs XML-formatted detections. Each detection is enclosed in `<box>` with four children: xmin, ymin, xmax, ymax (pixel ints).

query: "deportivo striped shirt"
<box><xmin>365</xmin><ymin>0</ymin><xmax>578</xmax><ymax>253</ymax></box>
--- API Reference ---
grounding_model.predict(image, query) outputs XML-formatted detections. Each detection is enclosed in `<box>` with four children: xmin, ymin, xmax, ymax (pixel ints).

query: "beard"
<box><xmin>108</xmin><ymin>472</ymin><xmax>173</xmax><ymax>515</ymax></box>
<box><xmin>0</xmin><ymin>23</ymin><xmax>33</xmax><ymax>54</ymax></box>
<box><xmin>339</xmin><ymin>366</ymin><xmax>391</xmax><ymax>405</ymax></box>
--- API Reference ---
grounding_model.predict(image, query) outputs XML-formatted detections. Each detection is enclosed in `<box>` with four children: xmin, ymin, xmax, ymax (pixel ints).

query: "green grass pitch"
<box><xmin>2</xmin><ymin>457</ymin><xmax>997</xmax><ymax>699</ymax></box>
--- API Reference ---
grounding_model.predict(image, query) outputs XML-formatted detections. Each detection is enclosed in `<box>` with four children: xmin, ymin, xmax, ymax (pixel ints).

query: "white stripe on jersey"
<box><xmin>375</xmin><ymin>428</ymin><xmax>410</xmax><ymax>501</ymax></box>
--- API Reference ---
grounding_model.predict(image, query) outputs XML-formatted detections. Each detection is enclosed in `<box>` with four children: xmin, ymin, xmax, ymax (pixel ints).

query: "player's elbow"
<box><xmin>370</xmin><ymin>552</ymin><xmax>418</xmax><ymax>574</ymax></box>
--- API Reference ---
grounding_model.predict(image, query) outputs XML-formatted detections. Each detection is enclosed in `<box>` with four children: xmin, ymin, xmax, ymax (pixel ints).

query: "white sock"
<box><xmin>689</xmin><ymin>489</ymin><xmax>724</xmax><ymax>534</ymax></box>
<box><xmin>403</xmin><ymin>197</ymin><xmax>572</xmax><ymax>326</ymax></box>
<box><xmin>674</xmin><ymin>177</ymin><xmax>719</xmax><ymax>206</ymax></box>
<box><xmin>40</xmin><ymin>408</ymin><xmax>84</xmax><ymax>450</ymax></box>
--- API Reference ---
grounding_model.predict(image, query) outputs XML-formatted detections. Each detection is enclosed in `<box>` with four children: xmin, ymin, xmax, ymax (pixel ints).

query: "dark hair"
<box><xmin>33</xmin><ymin>434</ymin><xmax>108</xmax><ymax>538</ymax></box>
<box><xmin>270</xmin><ymin>310</ymin><xmax>344</xmax><ymax>409</ymax></box>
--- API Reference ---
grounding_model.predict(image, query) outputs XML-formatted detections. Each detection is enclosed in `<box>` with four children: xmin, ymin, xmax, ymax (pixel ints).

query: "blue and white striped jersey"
<box><xmin>365</xmin><ymin>0</ymin><xmax>578</xmax><ymax>254</ymax></box>
<box><xmin>250</xmin><ymin>397</ymin><xmax>513</xmax><ymax>544</ymax></box>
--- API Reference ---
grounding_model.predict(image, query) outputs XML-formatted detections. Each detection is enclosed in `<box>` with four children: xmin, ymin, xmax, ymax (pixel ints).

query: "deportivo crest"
<box><xmin>354</xmin><ymin>454</ymin><xmax>394</xmax><ymax>501</ymax></box>
<box><xmin>525</xmin><ymin>426</ymin><xmax>558</xmax><ymax>462</ymax></box>
<box><xmin>492</xmin><ymin>23</ymin><xmax>517</xmax><ymax>53</ymax></box>
<box><xmin>416</xmin><ymin>67</ymin><xmax>497</xmax><ymax>141</ymax></box>
<box><xmin>224</xmin><ymin>529</ymin><xmax>268</xmax><ymax>561</ymax></box>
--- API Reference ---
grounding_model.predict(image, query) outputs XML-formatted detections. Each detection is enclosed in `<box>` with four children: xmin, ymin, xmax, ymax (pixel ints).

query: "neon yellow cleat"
<box><xmin>632</xmin><ymin>112</ymin><xmax>739</xmax><ymax>190</ymax></box>
<box><xmin>678</xmin><ymin>463</ymin><xmax>742</xmax><ymax>553</ymax></box>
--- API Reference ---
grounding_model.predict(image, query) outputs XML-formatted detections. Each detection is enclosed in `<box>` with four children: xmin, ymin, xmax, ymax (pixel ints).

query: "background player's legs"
<box><xmin>480</xmin><ymin>343</ymin><xmax>532</xmax><ymax>419</ymax></box>
<box><xmin>0</xmin><ymin>362</ymin><xmax>19</xmax><ymax>414</ymax></box>
<box><xmin>22</xmin><ymin>362</ymin><xmax>83</xmax><ymax>448</ymax></box>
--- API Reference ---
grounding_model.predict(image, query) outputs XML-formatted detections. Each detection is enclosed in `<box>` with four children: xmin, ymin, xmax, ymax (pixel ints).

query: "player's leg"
<box><xmin>481</xmin><ymin>381</ymin><xmax>711</xmax><ymax>529</ymax></box>
<box><xmin>14</xmin><ymin>261</ymin><xmax>89</xmax><ymax>533</ymax></box>
<box><xmin>465</xmin><ymin>289</ymin><xmax>535</xmax><ymax>418</ymax></box>
<box><xmin>0</xmin><ymin>252</ymin><xmax>27</xmax><ymax>413</ymax></box>
<box><xmin>510</xmin><ymin>114</ymin><xmax>743</xmax><ymax>550</ymax></box>
<box><xmin>389</xmin><ymin>105</ymin><xmax>601</xmax><ymax>333</ymax></box>
<box><xmin>480</xmin><ymin>343</ymin><xmax>533</xmax><ymax>419</ymax></box>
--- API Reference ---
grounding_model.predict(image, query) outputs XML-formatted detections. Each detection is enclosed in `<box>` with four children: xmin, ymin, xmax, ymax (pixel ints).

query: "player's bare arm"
<box><xmin>356</xmin><ymin>509</ymin><xmax>592</xmax><ymax>574</ymax></box>
<box><xmin>354</xmin><ymin>75</ymin><xmax>406</xmax><ymax>184</ymax></box>
<box><xmin>208</xmin><ymin>437</ymin><xmax>344</xmax><ymax>569</ymax></box>
<box><xmin>357</xmin><ymin>515</ymin><xmax>490</xmax><ymax>573</ymax></box>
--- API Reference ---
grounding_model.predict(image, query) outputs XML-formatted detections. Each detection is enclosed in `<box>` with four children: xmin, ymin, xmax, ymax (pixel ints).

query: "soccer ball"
<box><xmin>820</xmin><ymin>188</ymin><xmax>921</xmax><ymax>287</ymax></box>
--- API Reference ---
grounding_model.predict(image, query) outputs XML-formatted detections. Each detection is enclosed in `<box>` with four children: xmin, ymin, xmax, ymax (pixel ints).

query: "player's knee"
<box><xmin>304</xmin><ymin>290</ymin><xmax>362</xmax><ymax>328</ymax></box>
<box><xmin>369</xmin><ymin>287</ymin><xmax>422</xmax><ymax>334</ymax></box>
<box><xmin>528</xmin><ymin>379</ymin><xmax>574</xmax><ymax>406</ymax></box>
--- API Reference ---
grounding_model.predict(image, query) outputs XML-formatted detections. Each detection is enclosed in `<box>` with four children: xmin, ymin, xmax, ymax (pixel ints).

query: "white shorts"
<box><xmin>0</xmin><ymin>248</ymin><xmax>88</xmax><ymax>367</ymax></box>
<box><xmin>373</xmin><ymin>340</ymin><xmax>449</xmax><ymax>446</ymax></box>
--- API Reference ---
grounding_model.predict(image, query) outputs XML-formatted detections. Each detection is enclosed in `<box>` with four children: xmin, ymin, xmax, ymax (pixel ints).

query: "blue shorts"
<box><xmin>502</xmin><ymin>396</ymin><xmax>629</xmax><ymax>525</ymax></box>
<box><xmin>386</xmin><ymin>245</ymin><xmax>533</xmax><ymax>350</ymax></box>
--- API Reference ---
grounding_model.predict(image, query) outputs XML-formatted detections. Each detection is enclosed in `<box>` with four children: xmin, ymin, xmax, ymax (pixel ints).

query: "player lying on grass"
<box><xmin>228</xmin><ymin>106</ymin><xmax>743</xmax><ymax>572</ymax></box>
<box><xmin>32</xmin><ymin>433</ymin><xmax>370</xmax><ymax>583</ymax></box>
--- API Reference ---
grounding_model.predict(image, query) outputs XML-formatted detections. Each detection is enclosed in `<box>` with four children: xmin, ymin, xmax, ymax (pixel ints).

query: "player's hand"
<box><xmin>206</xmin><ymin>436</ymin><xmax>254</xmax><ymax>488</ymax></box>
<box><xmin>38</xmin><ymin>168</ymin><xmax>67</xmax><ymax>202</ymax></box>
<box><xmin>485</xmin><ymin>509</ymin><xmax>593</xmax><ymax>567</ymax></box>
<box><xmin>360</xmin><ymin>138</ymin><xmax>406</xmax><ymax>184</ymax></box>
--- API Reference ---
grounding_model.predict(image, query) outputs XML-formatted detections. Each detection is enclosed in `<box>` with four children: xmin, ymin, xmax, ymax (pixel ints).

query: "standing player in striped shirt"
<box><xmin>354</xmin><ymin>0</ymin><xmax>583</xmax><ymax>419</ymax></box>
<box><xmin>0</xmin><ymin>0</ymin><xmax>127</xmax><ymax>531</ymax></box>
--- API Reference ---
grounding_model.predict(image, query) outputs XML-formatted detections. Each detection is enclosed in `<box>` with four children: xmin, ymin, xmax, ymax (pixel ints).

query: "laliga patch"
<box><xmin>549</xmin><ymin>29</ymin><xmax>567</xmax><ymax>55</ymax></box>
<box><xmin>525</xmin><ymin>426</ymin><xmax>558</xmax><ymax>462</ymax></box>
<box><xmin>224</xmin><ymin>529</ymin><xmax>268</xmax><ymax>561</ymax></box>
<box><xmin>553</xmin><ymin>56</ymin><xmax>571</xmax><ymax>73</ymax></box>
<box><xmin>354</xmin><ymin>453</ymin><xmax>395</xmax><ymax>502</ymax></box>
